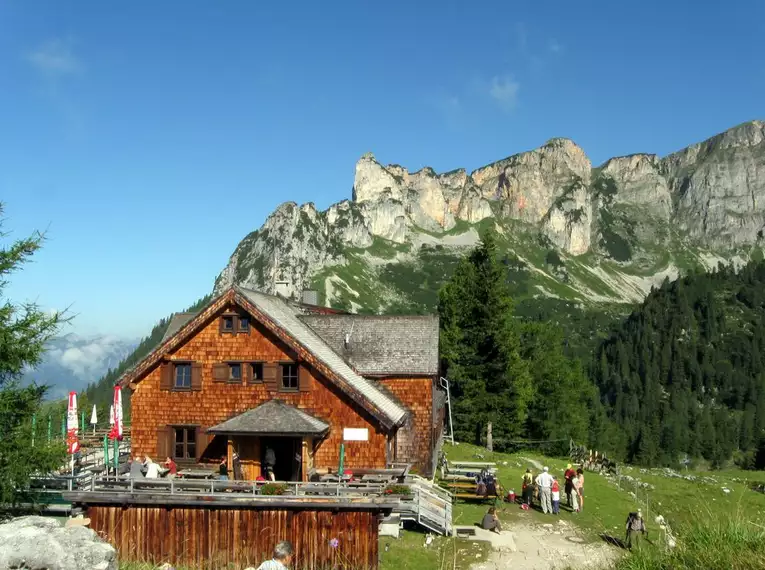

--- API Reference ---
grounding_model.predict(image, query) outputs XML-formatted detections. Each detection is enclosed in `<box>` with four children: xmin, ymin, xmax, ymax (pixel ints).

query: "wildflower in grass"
<box><xmin>329</xmin><ymin>537</ymin><xmax>340</xmax><ymax>548</ymax></box>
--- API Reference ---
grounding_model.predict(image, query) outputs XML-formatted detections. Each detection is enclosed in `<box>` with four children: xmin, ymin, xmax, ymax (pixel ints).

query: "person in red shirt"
<box><xmin>164</xmin><ymin>456</ymin><xmax>177</xmax><ymax>479</ymax></box>
<box><xmin>551</xmin><ymin>476</ymin><xmax>561</xmax><ymax>514</ymax></box>
<box><xmin>564</xmin><ymin>464</ymin><xmax>576</xmax><ymax>507</ymax></box>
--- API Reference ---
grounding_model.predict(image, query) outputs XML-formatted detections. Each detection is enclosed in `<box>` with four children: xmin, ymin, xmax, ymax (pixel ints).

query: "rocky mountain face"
<box><xmin>214</xmin><ymin>121</ymin><xmax>765</xmax><ymax>313</ymax></box>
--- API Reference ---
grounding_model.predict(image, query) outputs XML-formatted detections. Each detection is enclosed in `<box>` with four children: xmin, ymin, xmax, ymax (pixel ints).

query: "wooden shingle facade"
<box><xmin>121</xmin><ymin>286</ymin><xmax>444</xmax><ymax>478</ymax></box>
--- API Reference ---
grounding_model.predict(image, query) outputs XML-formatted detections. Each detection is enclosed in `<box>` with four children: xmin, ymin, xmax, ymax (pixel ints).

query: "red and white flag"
<box><xmin>108</xmin><ymin>386</ymin><xmax>123</xmax><ymax>441</ymax></box>
<box><xmin>66</xmin><ymin>391</ymin><xmax>80</xmax><ymax>455</ymax></box>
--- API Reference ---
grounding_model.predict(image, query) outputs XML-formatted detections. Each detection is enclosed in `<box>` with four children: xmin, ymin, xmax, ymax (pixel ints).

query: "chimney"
<box><xmin>274</xmin><ymin>280</ymin><xmax>290</xmax><ymax>299</ymax></box>
<box><xmin>301</xmin><ymin>289</ymin><xmax>319</xmax><ymax>306</ymax></box>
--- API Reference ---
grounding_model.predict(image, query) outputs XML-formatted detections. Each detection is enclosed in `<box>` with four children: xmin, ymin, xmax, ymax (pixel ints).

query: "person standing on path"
<box><xmin>576</xmin><ymin>468</ymin><xmax>585</xmax><ymax>511</ymax></box>
<box><xmin>535</xmin><ymin>467</ymin><xmax>554</xmax><ymax>514</ymax></box>
<box><xmin>551</xmin><ymin>476</ymin><xmax>561</xmax><ymax>514</ymax></box>
<box><xmin>570</xmin><ymin>472</ymin><xmax>580</xmax><ymax>512</ymax></box>
<box><xmin>521</xmin><ymin>468</ymin><xmax>534</xmax><ymax>507</ymax></box>
<box><xmin>564</xmin><ymin>464</ymin><xmax>575</xmax><ymax>507</ymax></box>
<box><xmin>625</xmin><ymin>510</ymin><xmax>647</xmax><ymax>549</ymax></box>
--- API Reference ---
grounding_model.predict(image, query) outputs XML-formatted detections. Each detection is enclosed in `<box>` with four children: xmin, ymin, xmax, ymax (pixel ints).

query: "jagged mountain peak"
<box><xmin>216</xmin><ymin>120</ymin><xmax>765</xmax><ymax>313</ymax></box>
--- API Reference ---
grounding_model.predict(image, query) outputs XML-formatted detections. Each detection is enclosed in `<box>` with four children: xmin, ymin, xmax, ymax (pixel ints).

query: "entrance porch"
<box><xmin>207</xmin><ymin>400</ymin><xmax>329</xmax><ymax>482</ymax></box>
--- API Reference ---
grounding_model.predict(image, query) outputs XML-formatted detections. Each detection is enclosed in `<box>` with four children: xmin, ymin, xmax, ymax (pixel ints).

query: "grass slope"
<box><xmin>380</xmin><ymin>441</ymin><xmax>765</xmax><ymax>570</ymax></box>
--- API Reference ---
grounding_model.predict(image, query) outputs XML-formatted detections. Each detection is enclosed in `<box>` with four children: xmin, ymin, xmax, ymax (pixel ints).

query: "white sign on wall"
<box><xmin>343</xmin><ymin>428</ymin><xmax>369</xmax><ymax>441</ymax></box>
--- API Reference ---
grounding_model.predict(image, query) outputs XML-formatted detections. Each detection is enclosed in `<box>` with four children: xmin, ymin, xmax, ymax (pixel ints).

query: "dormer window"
<box><xmin>220</xmin><ymin>312</ymin><xmax>250</xmax><ymax>334</ymax></box>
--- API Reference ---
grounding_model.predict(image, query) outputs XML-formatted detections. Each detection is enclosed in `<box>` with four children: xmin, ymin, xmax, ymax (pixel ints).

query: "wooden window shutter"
<box><xmin>263</xmin><ymin>362</ymin><xmax>278</xmax><ymax>392</ymax></box>
<box><xmin>195</xmin><ymin>426</ymin><xmax>208</xmax><ymax>461</ymax></box>
<box><xmin>299</xmin><ymin>364</ymin><xmax>311</xmax><ymax>392</ymax></box>
<box><xmin>156</xmin><ymin>426</ymin><xmax>171</xmax><ymax>459</ymax></box>
<box><xmin>243</xmin><ymin>362</ymin><xmax>253</xmax><ymax>384</ymax></box>
<box><xmin>212</xmin><ymin>363</ymin><xmax>229</xmax><ymax>382</ymax></box>
<box><xmin>191</xmin><ymin>363</ymin><xmax>203</xmax><ymax>391</ymax></box>
<box><xmin>159</xmin><ymin>362</ymin><xmax>172</xmax><ymax>391</ymax></box>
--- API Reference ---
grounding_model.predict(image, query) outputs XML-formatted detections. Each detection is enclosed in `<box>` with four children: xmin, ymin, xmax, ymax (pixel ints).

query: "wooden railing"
<box><xmin>84</xmin><ymin>476</ymin><xmax>390</xmax><ymax>497</ymax></box>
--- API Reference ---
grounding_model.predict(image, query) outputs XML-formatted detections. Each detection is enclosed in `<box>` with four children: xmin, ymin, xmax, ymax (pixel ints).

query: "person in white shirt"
<box><xmin>535</xmin><ymin>467</ymin><xmax>554</xmax><ymax>514</ymax></box>
<box><xmin>257</xmin><ymin>541</ymin><xmax>294</xmax><ymax>569</ymax></box>
<box><xmin>144</xmin><ymin>456</ymin><xmax>160</xmax><ymax>479</ymax></box>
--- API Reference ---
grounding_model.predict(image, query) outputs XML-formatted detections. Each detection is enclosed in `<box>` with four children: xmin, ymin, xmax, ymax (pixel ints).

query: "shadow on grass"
<box><xmin>600</xmin><ymin>533</ymin><xmax>628</xmax><ymax>549</ymax></box>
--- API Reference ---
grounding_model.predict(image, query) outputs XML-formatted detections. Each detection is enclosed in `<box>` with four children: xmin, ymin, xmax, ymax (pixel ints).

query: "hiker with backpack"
<box><xmin>626</xmin><ymin>510</ymin><xmax>647</xmax><ymax>549</ymax></box>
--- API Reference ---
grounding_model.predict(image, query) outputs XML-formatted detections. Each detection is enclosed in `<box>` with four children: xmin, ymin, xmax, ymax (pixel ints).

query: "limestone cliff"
<box><xmin>214</xmin><ymin>120</ymin><xmax>765</xmax><ymax>310</ymax></box>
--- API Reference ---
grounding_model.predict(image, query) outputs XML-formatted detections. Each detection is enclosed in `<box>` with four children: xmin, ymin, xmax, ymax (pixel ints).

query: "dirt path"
<box><xmin>470</xmin><ymin>520</ymin><xmax>620</xmax><ymax>570</ymax></box>
<box><xmin>519</xmin><ymin>457</ymin><xmax>545</xmax><ymax>471</ymax></box>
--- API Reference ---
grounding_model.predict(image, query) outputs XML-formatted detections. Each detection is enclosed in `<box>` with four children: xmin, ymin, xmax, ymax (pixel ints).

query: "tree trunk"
<box><xmin>487</xmin><ymin>422</ymin><xmax>493</xmax><ymax>452</ymax></box>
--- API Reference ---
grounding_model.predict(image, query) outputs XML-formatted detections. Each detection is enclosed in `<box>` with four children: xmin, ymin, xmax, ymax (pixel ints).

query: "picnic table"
<box><xmin>439</xmin><ymin>479</ymin><xmax>503</xmax><ymax>503</ymax></box>
<box><xmin>178</xmin><ymin>469</ymin><xmax>217</xmax><ymax>479</ymax></box>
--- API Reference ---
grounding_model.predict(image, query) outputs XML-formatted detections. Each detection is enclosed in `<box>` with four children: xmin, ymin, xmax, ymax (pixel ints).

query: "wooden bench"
<box><xmin>442</xmin><ymin>480</ymin><xmax>503</xmax><ymax>503</ymax></box>
<box><xmin>453</xmin><ymin>490</ymin><xmax>502</xmax><ymax>501</ymax></box>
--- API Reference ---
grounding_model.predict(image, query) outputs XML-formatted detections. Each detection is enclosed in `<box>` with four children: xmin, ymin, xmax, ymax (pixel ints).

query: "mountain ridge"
<box><xmin>215</xmin><ymin>120</ymin><xmax>764</xmax><ymax>314</ymax></box>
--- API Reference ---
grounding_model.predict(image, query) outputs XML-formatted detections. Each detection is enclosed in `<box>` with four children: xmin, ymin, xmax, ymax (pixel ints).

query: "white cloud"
<box><xmin>27</xmin><ymin>38</ymin><xmax>83</xmax><ymax>77</ymax></box>
<box><xmin>488</xmin><ymin>75</ymin><xmax>520</xmax><ymax>112</ymax></box>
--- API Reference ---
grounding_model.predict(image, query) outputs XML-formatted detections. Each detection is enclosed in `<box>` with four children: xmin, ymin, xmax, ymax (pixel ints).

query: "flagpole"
<box><xmin>103</xmin><ymin>434</ymin><xmax>109</xmax><ymax>477</ymax></box>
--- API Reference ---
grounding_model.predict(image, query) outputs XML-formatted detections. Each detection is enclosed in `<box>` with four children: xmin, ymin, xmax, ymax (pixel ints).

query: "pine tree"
<box><xmin>438</xmin><ymin>229</ymin><xmax>532</xmax><ymax>446</ymax></box>
<box><xmin>522</xmin><ymin>322</ymin><xmax>592</xmax><ymax>444</ymax></box>
<box><xmin>0</xmin><ymin>205</ymin><xmax>67</xmax><ymax>511</ymax></box>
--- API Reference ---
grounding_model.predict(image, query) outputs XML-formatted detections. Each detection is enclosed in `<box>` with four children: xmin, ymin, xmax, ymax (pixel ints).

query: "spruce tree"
<box><xmin>0</xmin><ymin>206</ymin><xmax>66</xmax><ymax>511</ymax></box>
<box><xmin>438</xmin><ymin>229</ymin><xmax>532</xmax><ymax>447</ymax></box>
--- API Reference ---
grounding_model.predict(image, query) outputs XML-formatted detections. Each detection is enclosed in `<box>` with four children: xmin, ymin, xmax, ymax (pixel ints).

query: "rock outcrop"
<box><xmin>662</xmin><ymin>120</ymin><xmax>765</xmax><ymax>246</ymax></box>
<box><xmin>0</xmin><ymin>516</ymin><xmax>117</xmax><ymax>570</ymax></box>
<box><xmin>214</xmin><ymin>120</ymin><xmax>765</xmax><ymax>303</ymax></box>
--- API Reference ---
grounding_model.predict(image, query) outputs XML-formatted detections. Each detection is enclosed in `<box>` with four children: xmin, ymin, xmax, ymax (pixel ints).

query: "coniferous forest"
<box><xmin>439</xmin><ymin>230</ymin><xmax>765</xmax><ymax>469</ymax></box>
<box><xmin>595</xmin><ymin>261</ymin><xmax>765</xmax><ymax>468</ymax></box>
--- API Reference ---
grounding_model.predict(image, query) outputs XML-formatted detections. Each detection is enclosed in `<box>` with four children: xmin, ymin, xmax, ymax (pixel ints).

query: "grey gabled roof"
<box><xmin>236</xmin><ymin>287</ymin><xmax>409</xmax><ymax>426</ymax></box>
<box><xmin>299</xmin><ymin>314</ymin><xmax>439</xmax><ymax>376</ymax></box>
<box><xmin>162</xmin><ymin>312</ymin><xmax>197</xmax><ymax>342</ymax></box>
<box><xmin>208</xmin><ymin>400</ymin><xmax>329</xmax><ymax>435</ymax></box>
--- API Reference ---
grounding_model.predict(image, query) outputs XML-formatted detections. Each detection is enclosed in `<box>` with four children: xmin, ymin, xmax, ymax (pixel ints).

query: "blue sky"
<box><xmin>1</xmin><ymin>0</ymin><xmax>763</xmax><ymax>339</ymax></box>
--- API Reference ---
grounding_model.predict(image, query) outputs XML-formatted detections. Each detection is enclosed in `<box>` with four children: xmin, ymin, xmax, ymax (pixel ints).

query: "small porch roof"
<box><xmin>207</xmin><ymin>400</ymin><xmax>330</xmax><ymax>437</ymax></box>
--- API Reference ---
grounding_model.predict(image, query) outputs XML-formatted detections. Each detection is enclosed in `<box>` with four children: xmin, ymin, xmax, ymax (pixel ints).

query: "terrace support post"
<box><xmin>227</xmin><ymin>437</ymin><xmax>233</xmax><ymax>475</ymax></box>
<box><xmin>487</xmin><ymin>422</ymin><xmax>493</xmax><ymax>452</ymax></box>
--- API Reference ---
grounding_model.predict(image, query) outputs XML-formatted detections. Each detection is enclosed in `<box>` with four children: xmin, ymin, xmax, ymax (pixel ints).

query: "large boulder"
<box><xmin>0</xmin><ymin>516</ymin><xmax>117</xmax><ymax>570</ymax></box>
